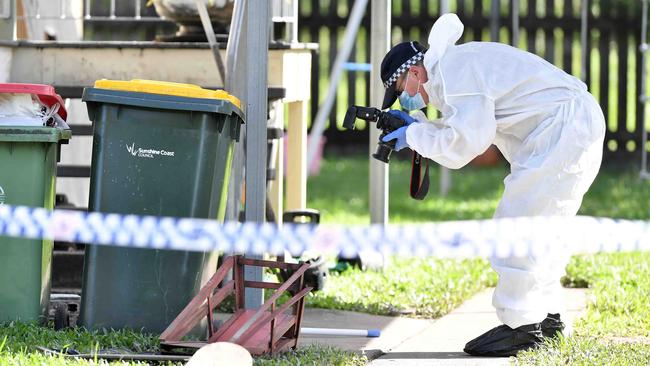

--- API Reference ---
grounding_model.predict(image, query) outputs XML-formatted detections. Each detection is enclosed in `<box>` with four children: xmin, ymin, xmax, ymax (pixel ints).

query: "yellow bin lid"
<box><xmin>93</xmin><ymin>79</ymin><xmax>242</xmax><ymax>110</ymax></box>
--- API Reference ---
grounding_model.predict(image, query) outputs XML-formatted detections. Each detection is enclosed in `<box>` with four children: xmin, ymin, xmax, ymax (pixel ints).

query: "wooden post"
<box><xmin>268</xmin><ymin>100</ymin><xmax>284</xmax><ymax>223</ymax></box>
<box><xmin>286</xmin><ymin>100</ymin><xmax>308</xmax><ymax>211</ymax></box>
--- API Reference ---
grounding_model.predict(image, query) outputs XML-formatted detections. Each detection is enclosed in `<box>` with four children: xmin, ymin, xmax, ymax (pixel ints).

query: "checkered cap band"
<box><xmin>384</xmin><ymin>52</ymin><xmax>424</xmax><ymax>88</ymax></box>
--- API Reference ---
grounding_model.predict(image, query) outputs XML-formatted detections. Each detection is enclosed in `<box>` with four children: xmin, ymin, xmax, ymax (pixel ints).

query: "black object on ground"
<box><xmin>36</xmin><ymin>347</ymin><xmax>190</xmax><ymax>362</ymax></box>
<box><xmin>463</xmin><ymin>323</ymin><xmax>544</xmax><ymax>357</ymax></box>
<box><xmin>541</xmin><ymin>313</ymin><xmax>565</xmax><ymax>338</ymax></box>
<box><xmin>279</xmin><ymin>210</ymin><xmax>328</xmax><ymax>292</ymax></box>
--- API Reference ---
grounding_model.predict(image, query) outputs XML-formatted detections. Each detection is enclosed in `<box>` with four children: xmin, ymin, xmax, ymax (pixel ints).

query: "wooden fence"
<box><xmin>298</xmin><ymin>0</ymin><xmax>648</xmax><ymax>162</ymax></box>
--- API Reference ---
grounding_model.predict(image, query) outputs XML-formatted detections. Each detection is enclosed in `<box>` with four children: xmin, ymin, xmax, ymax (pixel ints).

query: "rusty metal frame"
<box><xmin>160</xmin><ymin>255</ymin><xmax>312</xmax><ymax>356</ymax></box>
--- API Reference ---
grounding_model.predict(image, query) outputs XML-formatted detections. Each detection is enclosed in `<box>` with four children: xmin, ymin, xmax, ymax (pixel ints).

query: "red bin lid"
<box><xmin>0</xmin><ymin>83</ymin><xmax>68</xmax><ymax>121</ymax></box>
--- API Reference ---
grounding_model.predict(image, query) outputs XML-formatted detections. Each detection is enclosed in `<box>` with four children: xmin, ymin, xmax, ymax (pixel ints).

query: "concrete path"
<box><xmin>299</xmin><ymin>288</ymin><xmax>588</xmax><ymax>365</ymax></box>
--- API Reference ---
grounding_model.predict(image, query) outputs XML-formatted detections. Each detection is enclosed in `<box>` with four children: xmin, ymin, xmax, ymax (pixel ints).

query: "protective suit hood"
<box><xmin>422</xmin><ymin>14</ymin><xmax>464</xmax><ymax>110</ymax></box>
<box><xmin>423</xmin><ymin>14</ymin><xmax>464</xmax><ymax>74</ymax></box>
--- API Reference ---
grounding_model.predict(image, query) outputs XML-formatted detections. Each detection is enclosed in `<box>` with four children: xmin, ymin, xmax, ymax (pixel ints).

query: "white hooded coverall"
<box><xmin>405</xmin><ymin>14</ymin><xmax>606</xmax><ymax>328</ymax></box>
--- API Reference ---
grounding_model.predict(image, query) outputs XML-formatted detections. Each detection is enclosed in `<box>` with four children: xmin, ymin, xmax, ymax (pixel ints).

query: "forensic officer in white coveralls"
<box><xmin>380</xmin><ymin>13</ymin><xmax>605</xmax><ymax>356</ymax></box>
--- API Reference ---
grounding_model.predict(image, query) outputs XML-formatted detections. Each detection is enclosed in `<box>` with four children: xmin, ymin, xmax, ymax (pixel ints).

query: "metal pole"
<box><xmin>439</xmin><ymin>0</ymin><xmax>452</xmax><ymax>198</ymax></box>
<box><xmin>84</xmin><ymin>0</ymin><xmax>90</xmax><ymax>19</ymax></box>
<box><xmin>580</xmin><ymin>0</ymin><xmax>588</xmax><ymax>81</ymax></box>
<box><xmin>226</xmin><ymin>0</ymin><xmax>245</xmax><ymax>87</ymax></box>
<box><xmin>300</xmin><ymin>327</ymin><xmax>380</xmax><ymax>337</ymax></box>
<box><xmin>194</xmin><ymin>0</ymin><xmax>227</xmax><ymax>84</ymax></box>
<box><xmin>306</xmin><ymin>0</ymin><xmax>368</xmax><ymax>170</ymax></box>
<box><xmin>243</xmin><ymin>0</ymin><xmax>269</xmax><ymax>309</ymax></box>
<box><xmin>281</xmin><ymin>0</ymin><xmax>298</xmax><ymax>43</ymax></box>
<box><xmin>641</xmin><ymin>0</ymin><xmax>649</xmax><ymax>179</ymax></box>
<box><xmin>291</xmin><ymin>0</ymin><xmax>298</xmax><ymax>43</ymax></box>
<box><xmin>490</xmin><ymin>0</ymin><xmax>500</xmax><ymax>42</ymax></box>
<box><xmin>440</xmin><ymin>0</ymin><xmax>449</xmax><ymax>14</ymax></box>
<box><xmin>225</xmin><ymin>0</ymin><xmax>247</xmax><ymax>224</ymax></box>
<box><xmin>512</xmin><ymin>0</ymin><xmax>519</xmax><ymax>46</ymax></box>
<box><xmin>135</xmin><ymin>0</ymin><xmax>141</xmax><ymax>19</ymax></box>
<box><xmin>369</xmin><ymin>0</ymin><xmax>390</xmax><ymax>225</ymax></box>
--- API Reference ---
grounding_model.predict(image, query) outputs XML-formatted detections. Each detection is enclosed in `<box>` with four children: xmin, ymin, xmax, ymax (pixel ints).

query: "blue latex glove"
<box><xmin>387</xmin><ymin>109</ymin><xmax>417</xmax><ymax>126</ymax></box>
<box><xmin>382</xmin><ymin>125</ymin><xmax>410</xmax><ymax>151</ymax></box>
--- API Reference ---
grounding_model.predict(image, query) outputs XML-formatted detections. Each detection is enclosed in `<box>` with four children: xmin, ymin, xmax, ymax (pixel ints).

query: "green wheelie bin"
<box><xmin>0</xmin><ymin>83</ymin><xmax>70</xmax><ymax>323</ymax></box>
<box><xmin>79</xmin><ymin>79</ymin><xmax>244</xmax><ymax>333</ymax></box>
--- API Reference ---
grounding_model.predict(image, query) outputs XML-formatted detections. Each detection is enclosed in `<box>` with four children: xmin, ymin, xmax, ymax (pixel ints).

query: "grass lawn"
<box><xmin>307</xmin><ymin>152</ymin><xmax>650</xmax><ymax>365</ymax></box>
<box><xmin>0</xmin><ymin>322</ymin><xmax>367</xmax><ymax>366</ymax></box>
<box><xmin>516</xmin><ymin>252</ymin><xmax>650</xmax><ymax>365</ymax></box>
<box><xmin>307</xmin><ymin>257</ymin><xmax>496</xmax><ymax>318</ymax></box>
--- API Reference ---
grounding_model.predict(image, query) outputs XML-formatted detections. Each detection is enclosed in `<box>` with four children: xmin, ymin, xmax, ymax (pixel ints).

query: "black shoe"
<box><xmin>464</xmin><ymin>323</ymin><xmax>544</xmax><ymax>357</ymax></box>
<box><xmin>540</xmin><ymin>313</ymin><xmax>565</xmax><ymax>338</ymax></box>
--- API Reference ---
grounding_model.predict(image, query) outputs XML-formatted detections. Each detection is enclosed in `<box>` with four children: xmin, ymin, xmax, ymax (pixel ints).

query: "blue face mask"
<box><xmin>398</xmin><ymin>74</ymin><xmax>426</xmax><ymax>111</ymax></box>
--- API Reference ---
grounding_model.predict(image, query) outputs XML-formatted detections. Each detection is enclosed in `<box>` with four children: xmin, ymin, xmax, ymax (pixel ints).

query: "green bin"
<box><xmin>79</xmin><ymin>80</ymin><xmax>244</xmax><ymax>333</ymax></box>
<box><xmin>0</xmin><ymin>126</ymin><xmax>71</xmax><ymax>322</ymax></box>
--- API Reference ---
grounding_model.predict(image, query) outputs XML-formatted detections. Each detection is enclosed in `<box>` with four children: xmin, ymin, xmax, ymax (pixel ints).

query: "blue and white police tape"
<box><xmin>1</xmin><ymin>204</ymin><xmax>649</xmax><ymax>258</ymax></box>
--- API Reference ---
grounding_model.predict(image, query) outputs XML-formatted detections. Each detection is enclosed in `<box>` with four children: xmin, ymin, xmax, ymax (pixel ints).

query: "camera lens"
<box><xmin>373</xmin><ymin>143</ymin><xmax>392</xmax><ymax>163</ymax></box>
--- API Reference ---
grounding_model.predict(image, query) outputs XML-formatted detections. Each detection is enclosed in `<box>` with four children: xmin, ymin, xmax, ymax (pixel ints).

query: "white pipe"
<box><xmin>291</xmin><ymin>0</ymin><xmax>298</xmax><ymax>43</ymax></box>
<box><xmin>306</xmin><ymin>0</ymin><xmax>369</xmax><ymax>168</ymax></box>
<box><xmin>110</xmin><ymin>0</ymin><xmax>116</xmax><ymax>19</ymax></box>
<box><xmin>300</xmin><ymin>327</ymin><xmax>381</xmax><ymax>338</ymax></box>
<box><xmin>85</xmin><ymin>0</ymin><xmax>91</xmax><ymax>19</ymax></box>
<box><xmin>60</xmin><ymin>0</ymin><xmax>66</xmax><ymax>19</ymax></box>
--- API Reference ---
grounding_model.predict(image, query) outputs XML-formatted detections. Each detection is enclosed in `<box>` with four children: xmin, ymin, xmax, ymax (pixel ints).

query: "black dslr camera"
<box><xmin>343</xmin><ymin>106</ymin><xmax>407</xmax><ymax>163</ymax></box>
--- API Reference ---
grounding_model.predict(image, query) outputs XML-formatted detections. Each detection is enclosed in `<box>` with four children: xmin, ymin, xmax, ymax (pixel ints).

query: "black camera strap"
<box><xmin>410</xmin><ymin>152</ymin><xmax>430</xmax><ymax>200</ymax></box>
